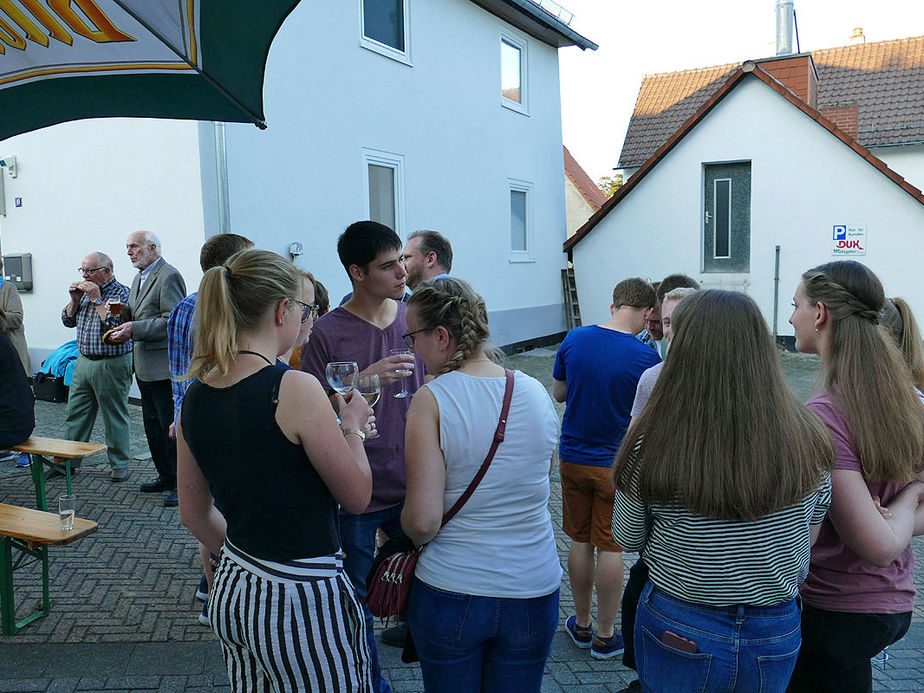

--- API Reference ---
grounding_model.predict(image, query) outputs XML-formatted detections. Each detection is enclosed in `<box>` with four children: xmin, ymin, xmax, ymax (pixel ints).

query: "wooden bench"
<box><xmin>0</xmin><ymin>503</ymin><xmax>98</xmax><ymax>635</ymax></box>
<box><xmin>11</xmin><ymin>437</ymin><xmax>107</xmax><ymax>510</ymax></box>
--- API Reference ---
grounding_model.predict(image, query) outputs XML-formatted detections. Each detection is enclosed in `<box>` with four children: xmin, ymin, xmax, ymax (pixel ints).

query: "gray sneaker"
<box><xmin>111</xmin><ymin>467</ymin><xmax>130</xmax><ymax>482</ymax></box>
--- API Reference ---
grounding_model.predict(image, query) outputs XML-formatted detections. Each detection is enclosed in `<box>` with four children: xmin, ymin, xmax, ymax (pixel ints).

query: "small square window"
<box><xmin>361</xmin><ymin>0</ymin><xmax>411</xmax><ymax>64</ymax></box>
<box><xmin>363</xmin><ymin>0</ymin><xmax>404</xmax><ymax>51</ymax></box>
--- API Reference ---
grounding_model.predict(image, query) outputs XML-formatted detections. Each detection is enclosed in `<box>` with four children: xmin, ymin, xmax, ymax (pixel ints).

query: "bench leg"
<box><xmin>0</xmin><ymin>537</ymin><xmax>14</xmax><ymax>635</ymax></box>
<box><xmin>0</xmin><ymin>538</ymin><xmax>51</xmax><ymax>635</ymax></box>
<box><xmin>30</xmin><ymin>455</ymin><xmax>47</xmax><ymax>511</ymax></box>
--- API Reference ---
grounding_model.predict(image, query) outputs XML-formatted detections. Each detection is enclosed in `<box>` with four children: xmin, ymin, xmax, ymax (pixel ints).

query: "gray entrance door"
<box><xmin>703</xmin><ymin>162</ymin><xmax>751</xmax><ymax>273</ymax></box>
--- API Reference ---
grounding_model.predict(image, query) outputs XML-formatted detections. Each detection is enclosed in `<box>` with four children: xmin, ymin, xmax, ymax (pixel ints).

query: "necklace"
<box><xmin>238</xmin><ymin>349</ymin><xmax>273</xmax><ymax>366</ymax></box>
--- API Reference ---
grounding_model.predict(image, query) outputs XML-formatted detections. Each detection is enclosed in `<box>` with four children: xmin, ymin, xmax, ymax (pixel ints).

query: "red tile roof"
<box><xmin>565</xmin><ymin>61</ymin><xmax>924</xmax><ymax>252</ymax></box>
<box><xmin>618</xmin><ymin>35</ymin><xmax>924</xmax><ymax>168</ymax></box>
<box><xmin>563</xmin><ymin>145</ymin><xmax>607</xmax><ymax>210</ymax></box>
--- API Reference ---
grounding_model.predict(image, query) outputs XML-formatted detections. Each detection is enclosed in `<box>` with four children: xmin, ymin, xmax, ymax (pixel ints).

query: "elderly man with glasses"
<box><xmin>61</xmin><ymin>252</ymin><xmax>133</xmax><ymax>481</ymax></box>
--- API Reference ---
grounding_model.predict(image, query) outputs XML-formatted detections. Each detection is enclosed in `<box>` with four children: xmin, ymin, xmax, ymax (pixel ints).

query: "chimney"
<box><xmin>850</xmin><ymin>27</ymin><xmax>866</xmax><ymax>44</ymax></box>
<box><xmin>756</xmin><ymin>54</ymin><xmax>819</xmax><ymax>108</ymax></box>
<box><xmin>776</xmin><ymin>0</ymin><xmax>795</xmax><ymax>55</ymax></box>
<box><xmin>822</xmin><ymin>103</ymin><xmax>859</xmax><ymax>140</ymax></box>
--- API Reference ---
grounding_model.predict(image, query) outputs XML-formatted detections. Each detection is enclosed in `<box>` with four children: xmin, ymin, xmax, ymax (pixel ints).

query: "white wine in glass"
<box><xmin>355</xmin><ymin>373</ymin><xmax>381</xmax><ymax>439</ymax></box>
<box><xmin>356</xmin><ymin>373</ymin><xmax>381</xmax><ymax>408</ymax></box>
<box><xmin>326</xmin><ymin>361</ymin><xmax>359</xmax><ymax>395</ymax></box>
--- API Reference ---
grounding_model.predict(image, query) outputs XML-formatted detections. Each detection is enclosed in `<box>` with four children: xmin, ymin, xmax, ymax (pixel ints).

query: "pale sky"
<box><xmin>558</xmin><ymin>0</ymin><xmax>924</xmax><ymax>183</ymax></box>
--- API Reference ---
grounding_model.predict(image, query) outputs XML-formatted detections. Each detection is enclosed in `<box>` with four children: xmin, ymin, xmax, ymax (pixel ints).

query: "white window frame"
<box><xmin>508</xmin><ymin>178</ymin><xmax>535</xmax><ymax>262</ymax></box>
<box><xmin>362</xmin><ymin>148</ymin><xmax>406</xmax><ymax>236</ymax></box>
<box><xmin>500</xmin><ymin>30</ymin><xmax>528</xmax><ymax>115</ymax></box>
<box><xmin>359</xmin><ymin>0</ymin><xmax>412</xmax><ymax>66</ymax></box>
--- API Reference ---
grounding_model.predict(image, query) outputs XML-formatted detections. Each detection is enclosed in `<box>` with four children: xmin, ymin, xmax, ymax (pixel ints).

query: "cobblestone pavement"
<box><xmin>1</xmin><ymin>350</ymin><xmax>922</xmax><ymax>691</ymax></box>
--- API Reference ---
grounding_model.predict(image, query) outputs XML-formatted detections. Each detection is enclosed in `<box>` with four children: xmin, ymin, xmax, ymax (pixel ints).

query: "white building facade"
<box><xmin>0</xmin><ymin>0</ymin><xmax>595</xmax><ymax>366</ymax></box>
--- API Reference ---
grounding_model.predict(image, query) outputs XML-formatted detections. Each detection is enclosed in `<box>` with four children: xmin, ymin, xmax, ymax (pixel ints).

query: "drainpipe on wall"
<box><xmin>773</xmin><ymin>245</ymin><xmax>781</xmax><ymax>337</ymax></box>
<box><xmin>214</xmin><ymin>122</ymin><xmax>231</xmax><ymax>234</ymax></box>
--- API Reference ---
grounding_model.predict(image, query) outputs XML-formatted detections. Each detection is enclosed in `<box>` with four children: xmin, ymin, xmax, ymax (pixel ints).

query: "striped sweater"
<box><xmin>613</xmin><ymin>470</ymin><xmax>831</xmax><ymax>606</ymax></box>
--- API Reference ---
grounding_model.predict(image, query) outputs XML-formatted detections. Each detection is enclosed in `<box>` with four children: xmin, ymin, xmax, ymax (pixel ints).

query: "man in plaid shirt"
<box><xmin>62</xmin><ymin>252</ymin><xmax>133</xmax><ymax>481</ymax></box>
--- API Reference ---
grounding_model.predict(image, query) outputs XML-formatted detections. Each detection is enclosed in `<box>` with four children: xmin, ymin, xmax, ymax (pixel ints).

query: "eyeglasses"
<box><xmin>294</xmin><ymin>299</ymin><xmax>319</xmax><ymax>323</ymax></box>
<box><xmin>78</xmin><ymin>266</ymin><xmax>106</xmax><ymax>275</ymax></box>
<box><xmin>402</xmin><ymin>327</ymin><xmax>434</xmax><ymax>349</ymax></box>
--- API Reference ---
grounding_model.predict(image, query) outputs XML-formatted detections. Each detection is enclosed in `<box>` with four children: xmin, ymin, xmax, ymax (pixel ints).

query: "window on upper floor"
<box><xmin>361</xmin><ymin>0</ymin><xmax>411</xmax><ymax>64</ymax></box>
<box><xmin>364</xmin><ymin>148</ymin><xmax>405</xmax><ymax>234</ymax></box>
<box><xmin>501</xmin><ymin>32</ymin><xmax>528</xmax><ymax>115</ymax></box>
<box><xmin>703</xmin><ymin>162</ymin><xmax>751</xmax><ymax>273</ymax></box>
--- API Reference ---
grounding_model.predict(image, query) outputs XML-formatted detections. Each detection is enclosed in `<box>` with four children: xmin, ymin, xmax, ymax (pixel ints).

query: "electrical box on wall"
<box><xmin>3</xmin><ymin>252</ymin><xmax>32</xmax><ymax>291</ymax></box>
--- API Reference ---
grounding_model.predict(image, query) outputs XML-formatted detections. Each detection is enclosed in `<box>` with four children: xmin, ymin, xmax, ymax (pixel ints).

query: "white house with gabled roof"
<box><xmin>566</xmin><ymin>41</ymin><xmax>924</xmax><ymax>341</ymax></box>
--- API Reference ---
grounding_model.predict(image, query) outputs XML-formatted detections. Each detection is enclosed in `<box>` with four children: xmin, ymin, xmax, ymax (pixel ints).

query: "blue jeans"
<box><xmin>409</xmin><ymin>579</ymin><xmax>559</xmax><ymax>693</ymax></box>
<box><xmin>340</xmin><ymin>505</ymin><xmax>405</xmax><ymax>693</ymax></box>
<box><xmin>636</xmin><ymin>582</ymin><xmax>801</xmax><ymax>693</ymax></box>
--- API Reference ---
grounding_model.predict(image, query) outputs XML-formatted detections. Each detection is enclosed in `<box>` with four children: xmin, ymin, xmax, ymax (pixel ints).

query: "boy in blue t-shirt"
<box><xmin>553</xmin><ymin>277</ymin><xmax>659</xmax><ymax>660</ymax></box>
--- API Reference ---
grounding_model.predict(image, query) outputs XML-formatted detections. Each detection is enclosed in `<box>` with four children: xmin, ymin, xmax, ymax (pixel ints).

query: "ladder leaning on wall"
<box><xmin>561</xmin><ymin>268</ymin><xmax>582</xmax><ymax>330</ymax></box>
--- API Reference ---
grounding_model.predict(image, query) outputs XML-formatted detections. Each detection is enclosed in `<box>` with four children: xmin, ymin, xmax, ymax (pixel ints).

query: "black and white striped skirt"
<box><xmin>209</xmin><ymin>541</ymin><xmax>372</xmax><ymax>692</ymax></box>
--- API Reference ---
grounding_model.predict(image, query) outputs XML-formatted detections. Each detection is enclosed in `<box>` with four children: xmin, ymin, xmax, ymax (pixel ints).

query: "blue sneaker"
<box><xmin>566</xmin><ymin>614</ymin><xmax>593</xmax><ymax>649</ymax></box>
<box><xmin>195</xmin><ymin>574</ymin><xmax>209</xmax><ymax>601</ymax></box>
<box><xmin>198</xmin><ymin>598</ymin><xmax>210</xmax><ymax>627</ymax></box>
<box><xmin>591</xmin><ymin>632</ymin><xmax>625</xmax><ymax>659</ymax></box>
<box><xmin>15</xmin><ymin>453</ymin><xmax>30</xmax><ymax>468</ymax></box>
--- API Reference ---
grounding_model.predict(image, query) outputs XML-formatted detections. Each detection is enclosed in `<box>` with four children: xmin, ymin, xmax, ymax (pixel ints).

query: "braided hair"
<box><xmin>802</xmin><ymin>261</ymin><xmax>924</xmax><ymax>481</ymax></box>
<box><xmin>406</xmin><ymin>277</ymin><xmax>501</xmax><ymax>374</ymax></box>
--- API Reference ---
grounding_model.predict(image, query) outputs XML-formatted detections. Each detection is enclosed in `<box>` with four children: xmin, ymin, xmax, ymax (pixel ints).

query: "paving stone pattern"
<box><xmin>1</xmin><ymin>351</ymin><xmax>922</xmax><ymax>691</ymax></box>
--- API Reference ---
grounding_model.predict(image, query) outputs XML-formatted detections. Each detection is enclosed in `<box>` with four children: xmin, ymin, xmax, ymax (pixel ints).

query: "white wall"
<box><xmin>0</xmin><ymin>118</ymin><xmax>206</xmax><ymax>364</ymax></box>
<box><xmin>221</xmin><ymin>0</ymin><xmax>568</xmax><ymax>345</ymax></box>
<box><xmin>573</xmin><ymin>77</ymin><xmax>924</xmax><ymax>334</ymax></box>
<box><xmin>873</xmin><ymin>143</ymin><xmax>924</xmax><ymax>193</ymax></box>
<box><xmin>565</xmin><ymin>177</ymin><xmax>596</xmax><ymax>238</ymax></box>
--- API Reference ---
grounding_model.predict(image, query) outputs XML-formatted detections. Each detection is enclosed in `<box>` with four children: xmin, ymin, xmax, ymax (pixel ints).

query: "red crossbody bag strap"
<box><xmin>439</xmin><ymin>368</ymin><xmax>515</xmax><ymax>528</ymax></box>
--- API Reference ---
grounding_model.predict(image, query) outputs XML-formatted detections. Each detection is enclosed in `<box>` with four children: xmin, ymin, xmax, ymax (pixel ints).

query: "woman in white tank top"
<box><xmin>400</xmin><ymin>277</ymin><xmax>561</xmax><ymax>693</ymax></box>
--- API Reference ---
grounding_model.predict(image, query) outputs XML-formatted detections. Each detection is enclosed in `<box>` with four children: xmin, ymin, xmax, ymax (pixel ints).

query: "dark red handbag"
<box><xmin>365</xmin><ymin>369</ymin><xmax>515</xmax><ymax>623</ymax></box>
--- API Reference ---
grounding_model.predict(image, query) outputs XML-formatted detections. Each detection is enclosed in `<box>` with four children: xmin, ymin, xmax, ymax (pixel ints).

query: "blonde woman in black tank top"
<box><xmin>177</xmin><ymin>249</ymin><xmax>376</xmax><ymax>692</ymax></box>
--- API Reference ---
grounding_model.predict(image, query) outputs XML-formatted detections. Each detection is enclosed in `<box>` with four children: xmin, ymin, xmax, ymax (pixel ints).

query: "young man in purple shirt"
<box><xmin>300</xmin><ymin>221</ymin><xmax>423</xmax><ymax>693</ymax></box>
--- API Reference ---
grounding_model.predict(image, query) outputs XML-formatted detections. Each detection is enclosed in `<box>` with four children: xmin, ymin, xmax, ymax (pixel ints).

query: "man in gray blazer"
<box><xmin>109</xmin><ymin>231</ymin><xmax>186</xmax><ymax>506</ymax></box>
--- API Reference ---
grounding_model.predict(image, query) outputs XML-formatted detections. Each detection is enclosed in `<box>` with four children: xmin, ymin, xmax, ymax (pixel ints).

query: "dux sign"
<box><xmin>832</xmin><ymin>225</ymin><xmax>866</xmax><ymax>256</ymax></box>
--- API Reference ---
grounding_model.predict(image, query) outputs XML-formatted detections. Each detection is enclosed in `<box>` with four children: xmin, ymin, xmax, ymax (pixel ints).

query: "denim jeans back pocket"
<box><xmin>756</xmin><ymin>645</ymin><xmax>800</xmax><ymax>693</ymax></box>
<box><xmin>639</xmin><ymin>625</ymin><xmax>712</xmax><ymax>693</ymax></box>
<box><xmin>409</xmin><ymin>581</ymin><xmax>472</xmax><ymax>642</ymax></box>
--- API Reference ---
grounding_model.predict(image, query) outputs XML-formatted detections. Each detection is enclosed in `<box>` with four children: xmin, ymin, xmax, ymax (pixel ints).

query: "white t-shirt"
<box><xmin>630</xmin><ymin>361</ymin><xmax>664</xmax><ymax>418</ymax></box>
<box><xmin>415</xmin><ymin>370</ymin><xmax>563</xmax><ymax>598</ymax></box>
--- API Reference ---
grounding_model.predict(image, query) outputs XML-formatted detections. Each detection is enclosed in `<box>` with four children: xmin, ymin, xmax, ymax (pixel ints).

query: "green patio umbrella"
<box><xmin>0</xmin><ymin>0</ymin><xmax>301</xmax><ymax>140</ymax></box>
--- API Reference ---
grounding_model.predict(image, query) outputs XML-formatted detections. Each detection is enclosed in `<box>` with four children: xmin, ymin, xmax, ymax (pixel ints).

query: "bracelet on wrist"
<box><xmin>342</xmin><ymin>427</ymin><xmax>366</xmax><ymax>443</ymax></box>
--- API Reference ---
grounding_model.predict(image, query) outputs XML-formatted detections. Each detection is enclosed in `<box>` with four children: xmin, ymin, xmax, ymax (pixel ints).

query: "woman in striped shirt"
<box><xmin>787</xmin><ymin>261</ymin><xmax>924</xmax><ymax>692</ymax></box>
<box><xmin>612</xmin><ymin>289</ymin><xmax>834</xmax><ymax>693</ymax></box>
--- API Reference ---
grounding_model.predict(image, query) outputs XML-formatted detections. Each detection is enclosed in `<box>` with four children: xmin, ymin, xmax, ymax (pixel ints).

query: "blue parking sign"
<box><xmin>833</xmin><ymin>225</ymin><xmax>847</xmax><ymax>240</ymax></box>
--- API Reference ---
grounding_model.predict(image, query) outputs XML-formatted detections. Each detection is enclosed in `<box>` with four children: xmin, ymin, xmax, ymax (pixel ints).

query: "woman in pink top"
<box><xmin>787</xmin><ymin>260</ymin><xmax>924</xmax><ymax>692</ymax></box>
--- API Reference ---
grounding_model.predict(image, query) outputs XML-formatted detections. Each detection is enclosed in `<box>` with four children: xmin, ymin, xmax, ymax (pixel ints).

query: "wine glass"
<box><xmin>389</xmin><ymin>348</ymin><xmax>412</xmax><ymax>398</ymax></box>
<box><xmin>326</xmin><ymin>361</ymin><xmax>359</xmax><ymax>395</ymax></box>
<box><xmin>355</xmin><ymin>373</ymin><xmax>381</xmax><ymax>439</ymax></box>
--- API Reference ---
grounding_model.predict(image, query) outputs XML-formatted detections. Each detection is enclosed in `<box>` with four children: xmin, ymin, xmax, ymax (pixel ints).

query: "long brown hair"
<box><xmin>613</xmin><ymin>290</ymin><xmax>833</xmax><ymax>521</ymax></box>
<box><xmin>406</xmin><ymin>277</ymin><xmax>502</xmax><ymax>374</ymax></box>
<box><xmin>880</xmin><ymin>297</ymin><xmax>924</xmax><ymax>392</ymax></box>
<box><xmin>189</xmin><ymin>249</ymin><xmax>300</xmax><ymax>379</ymax></box>
<box><xmin>802</xmin><ymin>261</ymin><xmax>924</xmax><ymax>481</ymax></box>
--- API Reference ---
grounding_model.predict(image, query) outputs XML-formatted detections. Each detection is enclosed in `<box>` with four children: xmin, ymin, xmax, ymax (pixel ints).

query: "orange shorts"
<box><xmin>559</xmin><ymin>459</ymin><xmax>623</xmax><ymax>552</ymax></box>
